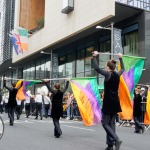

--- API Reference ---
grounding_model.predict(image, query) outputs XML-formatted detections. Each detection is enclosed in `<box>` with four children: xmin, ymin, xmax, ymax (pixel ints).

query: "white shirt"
<box><xmin>25</xmin><ymin>96</ymin><xmax>30</xmax><ymax>104</ymax></box>
<box><xmin>35</xmin><ymin>94</ymin><xmax>43</xmax><ymax>103</ymax></box>
<box><xmin>44</xmin><ymin>96</ymin><xmax>51</xmax><ymax>105</ymax></box>
<box><xmin>17</xmin><ymin>100</ymin><xmax>21</xmax><ymax>105</ymax></box>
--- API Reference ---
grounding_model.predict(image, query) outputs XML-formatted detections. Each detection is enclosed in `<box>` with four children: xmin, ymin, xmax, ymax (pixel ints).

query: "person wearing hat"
<box><xmin>3</xmin><ymin>77</ymin><xmax>23</xmax><ymax>126</ymax></box>
<box><xmin>133</xmin><ymin>87</ymin><xmax>145</xmax><ymax>134</ymax></box>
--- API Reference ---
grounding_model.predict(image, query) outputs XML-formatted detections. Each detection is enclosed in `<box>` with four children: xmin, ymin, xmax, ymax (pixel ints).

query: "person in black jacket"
<box><xmin>43</xmin><ymin>80</ymin><xmax>69</xmax><ymax>138</ymax></box>
<box><xmin>133</xmin><ymin>87</ymin><xmax>145</xmax><ymax>134</ymax></box>
<box><xmin>3</xmin><ymin>77</ymin><xmax>23</xmax><ymax>126</ymax></box>
<box><xmin>92</xmin><ymin>51</ymin><xmax>124</xmax><ymax>150</ymax></box>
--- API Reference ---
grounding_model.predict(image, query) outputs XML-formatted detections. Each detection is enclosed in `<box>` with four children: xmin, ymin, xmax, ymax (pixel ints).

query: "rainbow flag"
<box><xmin>18</xmin><ymin>27</ymin><xmax>28</xmax><ymax>51</ymax></box>
<box><xmin>144</xmin><ymin>89</ymin><xmax>150</xmax><ymax>125</ymax></box>
<box><xmin>118</xmin><ymin>55</ymin><xmax>145</xmax><ymax>120</ymax></box>
<box><xmin>16</xmin><ymin>80</ymin><xmax>42</xmax><ymax>100</ymax></box>
<box><xmin>70</xmin><ymin>77</ymin><xmax>102</xmax><ymax>126</ymax></box>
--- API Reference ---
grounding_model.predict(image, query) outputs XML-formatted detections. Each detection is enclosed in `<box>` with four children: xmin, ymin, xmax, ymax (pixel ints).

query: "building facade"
<box><xmin>0</xmin><ymin>0</ymin><xmax>150</xmax><ymax>93</ymax></box>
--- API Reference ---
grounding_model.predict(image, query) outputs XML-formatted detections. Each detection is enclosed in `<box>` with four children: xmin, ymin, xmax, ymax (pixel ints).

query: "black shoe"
<box><xmin>115</xmin><ymin>140</ymin><xmax>122</xmax><ymax>150</ymax></box>
<box><xmin>10</xmin><ymin>122</ymin><xmax>13</xmax><ymax>126</ymax></box>
<box><xmin>105</xmin><ymin>146</ymin><xmax>114</xmax><ymax>150</ymax></box>
<box><xmin>141</xmin><ymin>126</ymin><xmax>145</xmax><ymax>134</ymax></box>
<box><xmin>134</xmin><ymin>130</ymin><xmax>141</xmax><ymax>134</ymax></box>
<box><xmin>55</xmin><ymin>133</ymin><xmax>61</xmax><ymax>138</ymax></box>
<box><xmin>35</xmin><ymin>117</ymin><xmax>38</xmax><ymax>119</ymax></box>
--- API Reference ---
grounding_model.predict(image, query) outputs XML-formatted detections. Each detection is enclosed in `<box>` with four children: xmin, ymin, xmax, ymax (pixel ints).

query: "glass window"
<box><xmin>76</xmin><ymin>49</ymin><xmax>85</xmax><ymax>74</ymax></box>
<box><xmin>99</xmin><ymin>76</ymin><xmax>105</xmax><ymax>86</ymax></box>
<box><xmin>26</xmin><ymin>66</ymin><xmax>31</xmax><ymax>80</ymax></box>
<box><xmin>86</xmin><ymin>46</ymin><xmax>94</xmax><ymax>57</ymax></box>
<box><xmin>85</xmin><ymin>58</ymin><xmax>92</xmax><ymax>72</ymax></box>
<box><xmin>85</xmin><ymin>70</ymin><xmax>95</xmax><ymax>77</ymax></box>
<box><xmin>76</xmin><ymin>72</ymin><xmax>84</xmax><ymax>77</ymax></box>
<box><xmin>23</xmin><ymin>66</ymin><xmax>27</xmax><ymax>79</ymax></box>
<box><xmin>66</xmin><ymin>62</ymin><xmax>73</xmax><ymax>77</ymax></box>
<box><xmin>36</xmin><ymin>61</ymin><xmax>41</xmax><ymax>79</ymax></box>
<box><xmin>30</xmin><ymin>63</ymin><xmax>35</xmax><ymax>79</ymax></box>
<box><xmin>65</xmin><ymin>52</ymin><xmax>75</xmax><ymax>78</ymax></box>
<box><xmin>99</xmin><ymin>40</ymin><xmax>110</xmax><ymax>69</ymax></box>
<box><xmin>123</xmin><ymin>30</ymin><xmax>138</xmax><ymax>56</ymax></box>
<box><xmin>59</xmin><ymin>56</ymin><xmax>66</xmax><ymax>66</ymax></box>
<box><xmin>40</xmin><ymin>60</ymin><xmax>45</xmax><ymax>79</ymax></box>
<box><xmin>58</xmin><ymin>64</ymin><xmax>65</xmax><ymax>78</ymax></box>
<box><xmin>45</xmin><ymin>59</ymin><xmax>50</xmax><ymax>79</ymax></box>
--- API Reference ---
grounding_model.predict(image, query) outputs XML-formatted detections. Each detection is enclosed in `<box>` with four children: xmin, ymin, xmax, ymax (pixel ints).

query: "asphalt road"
<box><xmin>0</xmin><ymin>113</ymin><xmax>150</xmax><ymax>150</ymax></box>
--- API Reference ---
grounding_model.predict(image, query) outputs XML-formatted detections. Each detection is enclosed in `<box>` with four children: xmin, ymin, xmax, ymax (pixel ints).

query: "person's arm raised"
<box><xmin>117</xmin><ymin>53</ymin><xmax>125</xmax><ymax>76</ymax></box>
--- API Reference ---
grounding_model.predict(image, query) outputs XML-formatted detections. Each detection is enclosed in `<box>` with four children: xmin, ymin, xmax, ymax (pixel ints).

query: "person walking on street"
<box><xmin>15</xmin><ymin>98</ymin><xmax>22</xmax><ymax>120</ymax></box>
<box><xmin>133</xmin><ymin>87</ymin><xmax>145</xmax><ymax>134</ymax></box>
<box><xmin>34</xmin><ymin>88</ymin><xmax>43</xmax><ymax>120</ymax></box>
<box><xmin>3</xmin><ymin>77</ymin><xmax>23</xmax><ymax>126</ymax></box>
<box><xmin>92</xmin><ymin>51</ymin><xmax>124</xmax><ymax>150</ymax></box>
<box><xmin>43</xmin><ymin>80</ymin><xmax>69</xmax><ymax>138</ymax></box>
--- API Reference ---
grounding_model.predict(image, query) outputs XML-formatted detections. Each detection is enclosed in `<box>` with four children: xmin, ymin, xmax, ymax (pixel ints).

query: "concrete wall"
<box><xmin>13</xmin><ymin>0</ymin><xmax>115</xmax><ymax>63</ymax></box>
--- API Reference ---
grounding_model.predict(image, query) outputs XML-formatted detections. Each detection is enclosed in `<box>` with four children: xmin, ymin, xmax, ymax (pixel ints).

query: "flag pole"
<box><xmin>98</xmin><ymin>52</ymin><xmax>118</xmax><ymax>56</ymax></box>
<box><xmin>4</xmin><ymin>77</ymin><xmax>70</xmax><ymax>81</ymax></box>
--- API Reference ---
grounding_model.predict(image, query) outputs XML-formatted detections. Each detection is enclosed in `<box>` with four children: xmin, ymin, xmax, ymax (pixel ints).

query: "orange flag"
<box><xmin>118</xmin><ymin>76</ymin><xmax>133</xmax><ymax>120</ymax></box>
<box><xmin>144</xmin><ymin>89</ymin><xmax>150</xmax><ymax>125</ymax></box>
<box><xmin>16</xmin><ymin>80</ymin><xmax>25</xmax><ymax>100</ymax></box>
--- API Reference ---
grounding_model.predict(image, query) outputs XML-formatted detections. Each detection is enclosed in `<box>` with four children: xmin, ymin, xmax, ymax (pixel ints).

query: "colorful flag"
<box><xmin>9</xmin><ymin>33</ymin><xmax>22</xmax><ymax>55</ymax></box>
<box><xmin>70</xmin><ymin>77</ymin><xmax>102</xmax><ymax>126</ymax></box>
<box><xmin>16</xmin><ymin>80</ymin><xmax>42</xmax><ymax>100</ymax></box>
<box><xmin>18</xmin><ymin>27</ymin><xmax>28</xmax><ymax>51</ymax></box>
<box><xmin>16</xmin><ymin>80</ymin><xmax>25</xmax><ymax>100</ymax></box>
<box><xmin>144</xmin><ymin>89</ymin><xmax>150</xmax><ymax>125</ymax></box>
<box><xmin>118</xmin><ymin>55</ymin><xmax>145</xmax><ymax>120</ymax></box>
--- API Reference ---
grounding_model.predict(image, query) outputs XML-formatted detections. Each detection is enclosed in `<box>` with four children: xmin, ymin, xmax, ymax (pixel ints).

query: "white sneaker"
<box><xmin>66</xmin><ymin>117</ymin><xmax>70</xmax><ymax>120</ymax></box>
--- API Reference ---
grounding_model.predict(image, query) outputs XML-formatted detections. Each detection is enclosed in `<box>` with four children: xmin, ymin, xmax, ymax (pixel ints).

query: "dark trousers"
<box><xmin>134</xmin><ymin>116</ymin><xmax>143</xmax><ymax>132</ymax></box>
<box><xmin>44</xmin><ymin>104</ymin><xmax>50</xmax><ymax>118</ymax></box>
<box><xmin>8</xmin><ymin>107</ymin><xmax>15</xmax><ymax>125</ymax></box>
<box><xmin>52</xmin><ymin>117</ymin><xmax>62</xmax><ymax>136</ymax></box>
<box><xmin>25</xmin><ymin>103</ymin><xmax>30</xmax><ymax>117</ymax></box>
<box><xmin>35</xmin><ymin>103</ymin><xmax>42</xmax><ymax>119</ymax></box>
<box><xmin>0</xmin><ymin>104</ymin><xmax>3</xmax><ymax>113</ymax></box>
<box><xmin>15</xmin><ymin>105</ymin><xmax>21</xmax><ymax>119</ymax></box>
<box><xmin>4</xmin><ymin>103</ymin><xmax>8</xmax><ymax>113</ymax></box>
<box><xmin>102</xmin><ymin>113</ymin><xmax>119</xmax><ymax>146</ymax></box>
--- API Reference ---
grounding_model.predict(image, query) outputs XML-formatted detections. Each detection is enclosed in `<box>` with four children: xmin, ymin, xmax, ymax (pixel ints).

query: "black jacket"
<box><xmin>45</xmin><ymin>81</ymin><xmax>69</xmax><ymax>118</ymax></box>
<box><xmin>133</xmin><ymin>93</ymin><xmax>142</xmax><ymax>117</ymax></box>
<box><xmin>4</xmin><ymin>80</ymin><xmax>22</xmax><ymax>108</ymax></box>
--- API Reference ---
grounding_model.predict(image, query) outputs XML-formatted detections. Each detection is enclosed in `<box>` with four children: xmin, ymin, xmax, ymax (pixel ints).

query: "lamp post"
<box><xmin>96</xmin><ymin>22</ymin><xmax>114</xmax><ymax>59</ymax></box>
<box><xmin>40</xmin><ymin>50</ymin><xmax>53</xmax><ymax>85</ymax></box>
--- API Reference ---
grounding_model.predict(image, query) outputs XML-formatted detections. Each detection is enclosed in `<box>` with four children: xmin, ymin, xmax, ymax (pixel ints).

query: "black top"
<box><xmin>4</xmin><ymin>80</ymin><xmax>22</xmax><ymax>108</ymax></box>
<box><xmin>93</xmin><ymin>57</ymin><xmax>124</xmax><ymax>113</ymax></box>
<box><xmin>133</xmin><ymin>92</ymin><xmax>142</xmax><ymax>117</ymax></box>
<box><xmin>45</xmin><ymin>81</ymin><xmax>69</xmax><ymax>118</ymax></box>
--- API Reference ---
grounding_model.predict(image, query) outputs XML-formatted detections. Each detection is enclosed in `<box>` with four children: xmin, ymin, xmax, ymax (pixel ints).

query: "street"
<box><xmin>0</xmin><ymin>113</ymin><xmax>150</xmax><ymax>150</ymax></box>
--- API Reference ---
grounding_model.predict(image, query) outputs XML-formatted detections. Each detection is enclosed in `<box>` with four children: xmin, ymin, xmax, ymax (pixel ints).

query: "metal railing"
<box><xmin>116</xmin><ymin>0</ymin><xmax>150</xmax><ymax>11</ymax></box>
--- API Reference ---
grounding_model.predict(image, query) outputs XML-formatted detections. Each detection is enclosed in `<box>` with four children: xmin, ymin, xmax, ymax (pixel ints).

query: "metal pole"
<box><xmin>50</xmin><ymin>50</ymin><xmax>53</xmax><ymax>86</ymax></box>
<box><xmin>111</xmin><ymin>22</ymin><xmax>114</xmax><ymax>59</ymax></box>
<box><xmin>98</xmin><ymin>52</ymin><xmax>118</xmax><ymax>56</ymax></box>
